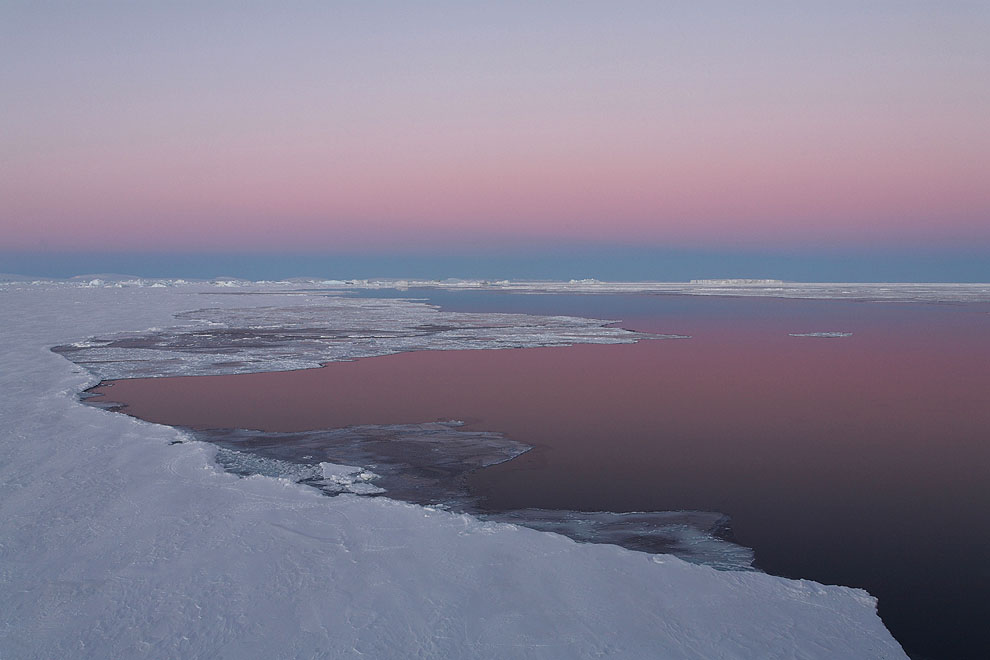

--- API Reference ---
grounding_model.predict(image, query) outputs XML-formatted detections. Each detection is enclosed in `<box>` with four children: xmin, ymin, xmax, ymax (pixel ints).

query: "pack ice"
<box><xmin>0</xmin><ymin>282</ymin><xmax>907</xmax><ymax>659</ymax></box>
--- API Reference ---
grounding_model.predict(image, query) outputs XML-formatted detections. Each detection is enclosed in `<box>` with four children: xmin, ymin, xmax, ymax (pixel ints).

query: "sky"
<box><xmin>2</xmin><ymin>1</ymin><xmax>989</xmax><ymax>280</ymax></box>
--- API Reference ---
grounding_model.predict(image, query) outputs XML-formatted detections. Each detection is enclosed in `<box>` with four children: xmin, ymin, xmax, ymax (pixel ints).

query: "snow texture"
<box><xmin>0</xmin><ymin>282</ymin><xmax>908</xmax><ymax>659</ymax></box>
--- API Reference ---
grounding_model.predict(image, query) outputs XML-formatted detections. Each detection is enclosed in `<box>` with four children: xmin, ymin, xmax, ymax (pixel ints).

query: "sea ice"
<box><xmin>58</xmin><ymin>296</ymin><xmax>748</xmax><ymax>567</ymax></box>
<box><xmin>52</xmin><ymin>299</ymin><xmax>679</xmax><ymax>380</ymax></box>
<box><xmin>386</xmin><ymin>279</ymin><xmax>990</xmax><ymax>304</ymax></box>
<box><xmin>191</xmin><ymin>422</ymin><xmax>530</xmax><ymax>510</ymax></box>
<box><xmin>788</xmin><ymin>331</ymin><xmax>854</xmax><ymax>338</ymax></box>
<box><xmin>479</xmin><ymin>509</ymin><xmax>755</xmax><ymax>572</ymax></box>
<box><xmin>0</xmin><ymin>282</ymin><xmax>908</xmax><ymax>659</ymax></box>
<box><xmin>183</xmin><ymin>423</ymin><xmax>754</xmax><ymax>569</ymax></box>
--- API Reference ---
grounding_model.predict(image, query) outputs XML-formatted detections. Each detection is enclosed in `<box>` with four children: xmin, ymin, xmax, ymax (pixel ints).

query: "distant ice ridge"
<box><xmin>381</xmin><ymin>279</ymin><xmax>990</xmax><ymax>303</ymax></box>
<box><xmin>789</xmin><ymin>331</ymin><xmax>854</xmax><ymax>338</ymax></box>
<box><xmin>191</xmin><ymin>422</ymin><xmax>754</xmax><ymax>570</ymax></box>
<box><xmin>7</xmin><ymin>272</ymin><xmax>989</xmax><ymax>304</ymax></box>
<box><xmin>53</xmin><ymin>299</ymin><xmax>684</xmax><ymax>380</ymax></box>
<box><xmin>690</xmin><ymin>278</ymin><xmax>785</xmax><ymax>285</ymax></box>
<box><xmin>8</xmin><ymin>271</ymin><xmax>990</xmax><ymax>304</ymax></box>
<box><xmin>1</xmin><ymin>282</ymin><xmax>908</xmax><ymax>659</ymax></box>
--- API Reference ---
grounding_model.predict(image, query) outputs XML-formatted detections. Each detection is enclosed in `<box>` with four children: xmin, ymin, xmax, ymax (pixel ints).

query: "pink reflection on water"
<box><xmin>90</xmin><ymin>312</ymin><xmax>990</xmax><ymax>517</ymax></box>
<box><xmin>86</xmin><ymin>300</ymin><xmax>990</xmax><ymax>658</ymax></box>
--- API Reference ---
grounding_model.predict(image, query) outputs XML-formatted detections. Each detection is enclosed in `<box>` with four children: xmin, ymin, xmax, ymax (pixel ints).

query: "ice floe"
<box><xmin>191</xmin><ymin>422</ymin><xmax>530</xmax><ymax>510</ymax></box>
<box><xmin>52</xmin><ymin>298</ymin><xmax>682</xmax><ymax>380</ymax></box>
<box><xmin>789</xmin><ymin>331</ymin><xmax>854</xmax><ymax>338</ymax></box>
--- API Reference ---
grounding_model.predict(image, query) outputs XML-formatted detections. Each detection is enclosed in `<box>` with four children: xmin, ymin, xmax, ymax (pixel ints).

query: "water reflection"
<box><xmin>88</xmin><ymin>293</ymin><xmax>990</xmax><ymax>659</ymax></box>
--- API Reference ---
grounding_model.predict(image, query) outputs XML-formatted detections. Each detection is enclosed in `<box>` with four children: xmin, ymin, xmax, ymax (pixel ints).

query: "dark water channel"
<box><xmin>92</xmin><ymin>290</ymin><xmax>990</xmax><ymax>659</ymax></box>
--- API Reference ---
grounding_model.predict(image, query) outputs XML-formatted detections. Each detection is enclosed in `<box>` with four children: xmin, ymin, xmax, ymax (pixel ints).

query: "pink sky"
<box><xmin>2</xmin><ymin>2</ymin><xmax>988</xmax><ymax>253</ymax></box>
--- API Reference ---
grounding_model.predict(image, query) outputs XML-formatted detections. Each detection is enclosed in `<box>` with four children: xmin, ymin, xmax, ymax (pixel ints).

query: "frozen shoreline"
<box><xmin>0</xmin><ymin>282</ymin><xmax>907</xmax><ymax>659</ymax></box>
<box><xmin>171</xmin><ymin>422</ymin><xmax>756</xmax><ymax>571</ymax></box>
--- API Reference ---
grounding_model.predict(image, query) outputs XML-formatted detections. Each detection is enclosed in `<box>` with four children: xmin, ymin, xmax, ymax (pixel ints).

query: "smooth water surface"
<box><xmin>91</xmin><ymin>291</ymin><xmax>990</xmax><ymax>659</ymax></box>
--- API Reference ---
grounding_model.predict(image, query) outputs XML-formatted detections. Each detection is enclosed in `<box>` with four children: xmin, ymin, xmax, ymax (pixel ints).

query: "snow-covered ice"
<box><xmin>53</xmin><ymin>298</ymin><xmax>682</xmax><ymax>380</ymax></box>
<box><xmin>0</xmin><ymin>282</ymin><xmax>908</xmax><ymax>659</ymax></box>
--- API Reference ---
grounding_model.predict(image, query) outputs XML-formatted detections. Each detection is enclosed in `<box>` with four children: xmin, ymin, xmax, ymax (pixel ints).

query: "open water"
<box><xmin>89</xmin><ymin>290</ymin><xmax>990</xmax><ymax>659</ymax></box>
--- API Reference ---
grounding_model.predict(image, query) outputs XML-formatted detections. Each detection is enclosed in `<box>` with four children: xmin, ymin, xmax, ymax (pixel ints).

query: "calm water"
<box><xmin>92</xmin><ymin>291</ymin><xmax>990</xmax><ymax>659</ymax></box>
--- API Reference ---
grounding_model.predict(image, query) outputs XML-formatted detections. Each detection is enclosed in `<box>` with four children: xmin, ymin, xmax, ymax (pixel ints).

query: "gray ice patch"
<box><xmin>190</xmin><ymin>422</ymin><xmax>754</xmax><ymax>571</ymax></box>
<box><xmin>52</xmin><ymin>300</ymin><xmax>678</xmax><ymax>381</ymax></box>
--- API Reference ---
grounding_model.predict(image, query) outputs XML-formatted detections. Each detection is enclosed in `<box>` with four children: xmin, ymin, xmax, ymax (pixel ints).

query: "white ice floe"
<box><xmin>318</xmin><ymin>463</ymin><xmax>387</xmax><ymax>495</ymax></box>
<box><xmin>0</xmin><ymin>282</ymin><xmax>907</xmax><ymax>659</ymax></box>
<box><xmin>789</xmin><ymin>331</ymin><xmax>854</xmax><ymax>338</ymax></box>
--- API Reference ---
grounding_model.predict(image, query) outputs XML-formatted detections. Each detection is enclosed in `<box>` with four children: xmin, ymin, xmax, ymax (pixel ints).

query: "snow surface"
<box><xmin>0</xmin><ymin>282</ymin><xmax>907</xmax><ymax>659</ymax></box>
